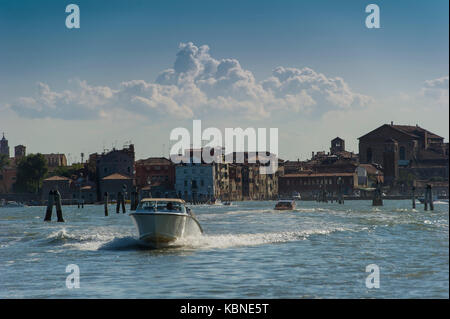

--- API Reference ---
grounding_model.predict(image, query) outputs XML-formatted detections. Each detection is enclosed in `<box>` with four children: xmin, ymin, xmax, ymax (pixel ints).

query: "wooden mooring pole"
<box><xmin>54</xmin><ymin>190</ymin><xmax>64</xmax><ymax>222</ymax></box>
<box><xmin>116</xmin><ymin>191</ymin><xmax>126</xmax><ymax>214</ymax></box>
<box><xmin>372</xmin><ymin>181</ymin><xmax>383</xmax><ymax>206</ymax></box>
<box><xmin>104</xmin><ymin>192</ymin><xmax>109</xmax><ymax>216</ymax></box>
<box><xmin>130</xmin><ymin>188</ymin><xmax>138</xmax><ymax>211</ymax></box>
<box><xmin>44</xmin><ymin>190</ymin><xmax>54</xmax><ymax>221</ymax></box>
<box><xmin>412</xmin><ymin>186</ymin><xmax>416</xmax><ymax>209</ymax></box>
<box><xmin>44</xmin><ymin>189</ymin><xmax>64</xmax><ymax>222</ymax></box>
<box><xmin>424</xmin><ymin>184</ymin><xmax>434</xmax><ymax>211</ymax></box>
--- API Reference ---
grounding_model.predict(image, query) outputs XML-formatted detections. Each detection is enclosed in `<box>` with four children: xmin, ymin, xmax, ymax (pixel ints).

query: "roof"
<box><xmin>282</xmin><ymin>172</ymin><xmax>355</xmax><ymax>178</ymax></box>
<box><xmin>102</xmin><ymin>173</ymin><xmax>132</xmax><ymax>180</ymax></box>
<box><xmin>135</xmin><ymin>157</ymin><xmax>172</xmax><ymax>165</ymax></box>
<box><xmin>392</xmin><ymin>125</ymin><xmax>443</xmax><ymax>139</ymax></box>
<box><xmin>359</xmin><ymin>124</ymin><xmax>443</xmax><ymax>140</ymax></box>
<box><xmin>332</xmin><ymin>137</ymin><xmax>344</xmax><ymax>142</ymax></box>
<box><xmin>140</xmin><ymin>198</ymin><xmax>185</xmax><ymax>203</ymax></box>
<box><xmin>43</xmin><ymin>176</ymin><xmax>71</xmax><ymax>181</ymax></box>
<box><xmin>358</xmin><ymin>164</ymin><xmax>382</xmax><ymax>175</ymax></box>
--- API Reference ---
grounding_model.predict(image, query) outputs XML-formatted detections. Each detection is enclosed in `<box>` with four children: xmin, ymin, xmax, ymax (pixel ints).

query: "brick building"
<box><xmin>359</xmin><ymin>123</ymin><xmax>448</xmax><ymax>185</ymax></box>
<box><xmin>135</xmin><ymin>157</ymin><xmax>175</xmax><ymax>190</ymax></box>
<box><xmin>279</xmin><ymin>172</ymin><xmax>358</xmax><ymax>198</ymax></box>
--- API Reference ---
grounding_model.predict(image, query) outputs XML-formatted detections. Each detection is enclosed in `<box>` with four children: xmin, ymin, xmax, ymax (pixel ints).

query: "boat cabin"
<box><xmin>274</xmin><ymin>200</ymin><xmax>296</xmax><ymax>210</ymax></box>
<box><xmin>138</xmin><ymin>198</ymin><xmax>187</xmax><ymax>213</ymax></box>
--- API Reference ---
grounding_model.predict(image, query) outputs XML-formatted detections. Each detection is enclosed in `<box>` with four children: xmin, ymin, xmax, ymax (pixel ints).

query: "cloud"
<box><xmin>420</xmin><ymin>75</ymin><xmax>449</xmax><ymax>106</ymax></box>
<box><xmin>9</xmin><ymin>80</ymin><xmax>113</xmax><ymax>120</ymax></box>
<box><xmin>8</xmin><ymin>42</ymin><xmax>371</xmax><ymax>121</ymax></box>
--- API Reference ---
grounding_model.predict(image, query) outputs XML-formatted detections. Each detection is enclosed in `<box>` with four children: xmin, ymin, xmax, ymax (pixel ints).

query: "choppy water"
<box><xmin>0</xmin><ymin>200</ymin><xmax>448</xmax><ymax>298</ymax></box>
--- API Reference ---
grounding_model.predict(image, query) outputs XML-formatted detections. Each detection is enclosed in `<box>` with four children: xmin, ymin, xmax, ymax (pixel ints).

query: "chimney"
<box><xmin>391</xmin><ymin>121</ymin><xmax>393</xmax><ymax>126</ymax></box>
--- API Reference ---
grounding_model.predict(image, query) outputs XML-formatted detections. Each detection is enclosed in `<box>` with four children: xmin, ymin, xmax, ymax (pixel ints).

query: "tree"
<box><xmin>52</xmin><ymin>163</ymin><xmax>84</xmax><ymax>178</ymax></box>
<box><xmin>0</xmin><ymin>154</ymin><xmax>9</xmax><ymax>171</ymax></box>
<box><xmin>15</xmin><ymin>154</ymin><xmax>48</xmax><ymax>193</ymax></box>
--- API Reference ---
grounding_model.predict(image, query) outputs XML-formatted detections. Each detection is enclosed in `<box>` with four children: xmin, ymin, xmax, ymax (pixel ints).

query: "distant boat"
<box><xmin>292</xmin><ymin>192</ymin><xmax>301</xmax><ymax>200</ymax></box>
<box><xmin>418</xmin><ymin>195</ymin><xmax>439</xmax><ymax>204</ymax></box>
<box><xmin>274</xmin><ymin>200</ymin><xmax>296</xmax><ymax>211</ymax></box>
<box><xmin>0</xmin><ymin>200</ymin><xmax>26</xmax><ymax>208</ymax></box>
<box><xmin>207</xmin><ymin>198</ymin><xmax>222</xmax><ymax>205</ymax></box>
<box><xmin>223</xmin><ymin>202</ymin><xmax>232</xmax><ymax>206</ymax></box>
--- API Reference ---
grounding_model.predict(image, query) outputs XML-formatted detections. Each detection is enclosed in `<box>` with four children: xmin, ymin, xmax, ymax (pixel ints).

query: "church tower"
<box><xmin>0</xmin><ymin>133</ymin><xmax>10</xmax><ymax>157</ymax></box>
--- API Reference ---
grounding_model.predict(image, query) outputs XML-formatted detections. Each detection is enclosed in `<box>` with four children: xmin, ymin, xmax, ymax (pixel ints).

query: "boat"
<box><xmin>274</xmin><ymin>200</ymin><xmax>296</xmax><ymax>210</ymax></box>
<box><xmin>223</xmin><ymin>201</ymin><xmax>232</xmax><ymax>206</ymax></box>
<box><xmin>0</xmin><ymin>200</ymin><xmax>27</xmax><ymax>208</ymax></box>
<box><xmin>129</xmin><ymin>198</ymin><xmax>203</xmax><ymax>247</ymax></box>
<box><xmin>207</xmin><ymin>198</ymin><xmax>222</xmax><ymax>205</ymax></box>
<box><xmin>292</xmin><ymin>192</ymin><xmax>301</xmax><ymax>200</ymax></box>
<box><xmin>418</xmin><ymin>195</ymin><xmax>439</xmax><ymax>204</ymax></box>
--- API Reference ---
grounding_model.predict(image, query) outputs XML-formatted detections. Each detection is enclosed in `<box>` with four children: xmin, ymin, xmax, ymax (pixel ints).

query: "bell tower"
<box><xmin>0</xmin><ymin>133</ymin><xmax>10</xmax><ymax>157</ymax></box>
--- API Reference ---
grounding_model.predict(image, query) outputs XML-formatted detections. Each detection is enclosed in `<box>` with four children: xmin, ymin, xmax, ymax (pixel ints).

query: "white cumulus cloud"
<box><xmin>8</xmin><ymin>42</ymin><xmax>372</xmax><ymax>121</ymax></box>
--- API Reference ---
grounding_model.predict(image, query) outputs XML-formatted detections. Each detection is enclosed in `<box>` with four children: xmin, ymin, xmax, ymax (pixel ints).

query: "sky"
<box><xmin>0</xmin><ymin>0</ymin><xmax>448</xmax><ymax>163</ymax></box>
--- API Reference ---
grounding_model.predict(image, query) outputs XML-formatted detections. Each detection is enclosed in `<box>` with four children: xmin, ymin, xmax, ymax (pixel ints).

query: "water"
<box><xmin>0</xmin><ymin>200</ymin><xmax>448</xmax><ymax>298</ymax></box>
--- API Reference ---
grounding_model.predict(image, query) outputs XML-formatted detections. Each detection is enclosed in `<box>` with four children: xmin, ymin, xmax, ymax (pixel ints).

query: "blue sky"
<box><xmin>0</xmin><ymin>0</ymin><xmax>448</xmax><ymax>162</ymax></box>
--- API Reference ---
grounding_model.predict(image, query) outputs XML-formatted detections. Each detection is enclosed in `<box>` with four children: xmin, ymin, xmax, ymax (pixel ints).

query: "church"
<box><xmin>358</xmin><ymin>122</ymin><xmax>449</xmax><ymax>185</ymax></box>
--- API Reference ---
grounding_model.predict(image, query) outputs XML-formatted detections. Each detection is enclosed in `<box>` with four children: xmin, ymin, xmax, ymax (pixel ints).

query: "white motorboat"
<box><xmin>292</xmin><ymin>192</ymin><xmax>302</xmax><ymax>200</ymax></box>
<box><xmin>129</xmin><ymin>198</ymin><xmax>203</xmax><ymax>247</ymax></box>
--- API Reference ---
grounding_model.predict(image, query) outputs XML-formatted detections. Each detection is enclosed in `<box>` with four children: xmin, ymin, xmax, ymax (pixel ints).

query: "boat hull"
<box><xmin>129</xmin><ymin>212</ymin><xmax>202</xmax><ymax>247</ymax></box>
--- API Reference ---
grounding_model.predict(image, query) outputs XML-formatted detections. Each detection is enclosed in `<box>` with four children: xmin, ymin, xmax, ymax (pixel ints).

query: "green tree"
<box><xmin>0</xmin><ymin>153</ymin><xmax>9</xmax><ymax>171</ymax></box>
<box><xmin>15</xmin><ymin>154</ymin><xmax>48</xmax><ymax>193</ymax></box>
<box><xmin>52</xmin><ymin>163</ymin><xmax>84</xmax><ymax>178</ymax></box>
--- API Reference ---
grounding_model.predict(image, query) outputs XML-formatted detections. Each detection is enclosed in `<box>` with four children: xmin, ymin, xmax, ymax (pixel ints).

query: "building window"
<box><xmin>366</xmin><ymin>148</ymin><xmax>373</xmax><ymax>163</ymax></box>
<box><xmin>399</xmin><ymin>146</ymin><xmax>406</xmax><ymax>160</ymax></box>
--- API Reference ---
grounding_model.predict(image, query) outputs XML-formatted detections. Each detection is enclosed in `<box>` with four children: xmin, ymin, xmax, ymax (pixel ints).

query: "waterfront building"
<box><xmin>89</xmin><ymin>144</ymin><xmax>135</xmax><ymax>200</ymax></box>
<box><xmin>90</xmin><ymin>144</ymin><xmax>135</xmax><ymax>180</ymax></box>
<box><xmin>279</xmin><ymin>172</ymin><xmax>358</xmax><ymax>198</ymax></box>
<box><xmin>356</xmin><ymin>164</ymin><xmax>384</xmax><ymax>187</ymax></box>
<box><xmin>175</xmin><ymin>162</ymin><xmax>216</xmax><ymax>202</ymax></box>
<box><xmin>41</xmin><ymin>176</ymin><xmax>72</xmax><ymax>200</ymax></box>
<box><xmin>99</xmin><ymin>173</ymin><xmax>133</xmax><ymax>201</ymax></box>
<box><xmin>135</xmin><ymin>157</ymin><xmax>175</xmax><ymax>196</ymax></box>
<box><xmin>224</xmin><ymin>152</ymin><xmax>279</xmax><ymax>200</ymax></box>
<box><xmin>358</xmin><ymin>122</ymin><xmax>448</xmax><ymax>185</ymax></box>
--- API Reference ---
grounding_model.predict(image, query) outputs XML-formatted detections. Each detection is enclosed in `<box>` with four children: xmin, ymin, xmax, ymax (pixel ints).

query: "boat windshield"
<box><xmin>139</xmin><ymin>201</ymin><xmax>186</xmax><ymax>213</ymax></box>
<box><xmin>276</xmin><ymin>201</ymin><xmax>293</xmax><ymax>207</ymax></box>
